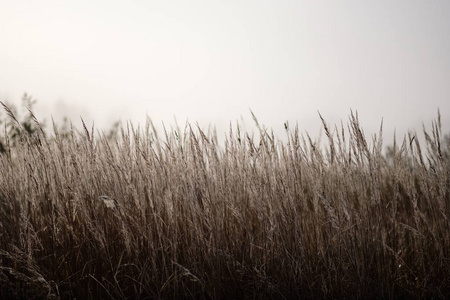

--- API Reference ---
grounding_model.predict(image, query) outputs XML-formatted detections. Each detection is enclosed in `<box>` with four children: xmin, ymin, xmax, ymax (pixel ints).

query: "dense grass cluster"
<box><xmin>0</xmin><ymin>104</ymin><xmax>449</xmax><ymax>299</ymax></box>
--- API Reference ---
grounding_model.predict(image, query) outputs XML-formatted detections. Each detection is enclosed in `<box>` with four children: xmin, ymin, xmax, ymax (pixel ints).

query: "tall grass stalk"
<box><xmin>0</xmin><ymin>104</ymin><xmax>449</xmax><ymax>299</ymax></box>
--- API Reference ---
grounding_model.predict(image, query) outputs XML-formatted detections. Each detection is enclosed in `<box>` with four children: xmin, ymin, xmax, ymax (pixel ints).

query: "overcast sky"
<box><xmin>1</xmin><ymin>0</ymin><xmax>449</xmax><ymax>143</ymax></box>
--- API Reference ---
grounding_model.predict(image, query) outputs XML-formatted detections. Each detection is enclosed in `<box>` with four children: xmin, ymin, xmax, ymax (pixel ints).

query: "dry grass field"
<box><xmin>0</xmin><ymin>103</ymin><xmax>449</xmax><ymax>299</ymax></box>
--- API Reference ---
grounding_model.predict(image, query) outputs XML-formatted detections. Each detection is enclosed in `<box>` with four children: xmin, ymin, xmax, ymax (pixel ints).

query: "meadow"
<box><xmin>0</xmin><ymin>102</ymin><xmax>449</xmax><ymax>299</ymax></box>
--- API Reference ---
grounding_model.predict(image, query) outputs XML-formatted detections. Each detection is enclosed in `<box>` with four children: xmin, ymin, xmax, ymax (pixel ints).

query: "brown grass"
<box><xmin>0</xmin><ymin>105</ymin><xmax>449</xmax><ymax>299</ymax></box>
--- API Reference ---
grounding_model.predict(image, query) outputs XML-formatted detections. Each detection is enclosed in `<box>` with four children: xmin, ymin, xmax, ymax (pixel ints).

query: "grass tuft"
<box><xmin>0</xmin><ymin>104</ymin><xmax>449</xmax><ymax>299</ymax></box>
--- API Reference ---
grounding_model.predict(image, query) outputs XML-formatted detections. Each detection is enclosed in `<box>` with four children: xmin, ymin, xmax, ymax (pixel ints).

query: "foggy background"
<box><xmin>1</xmin><ymin>0</ymin><xmax>449</xmax><ymax>144</ymax></box>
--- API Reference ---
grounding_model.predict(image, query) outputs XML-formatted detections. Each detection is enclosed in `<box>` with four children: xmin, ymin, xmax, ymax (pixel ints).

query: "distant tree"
<box><xmin>0</xmin><ymin>93</ymin><xmax>42</xmax><ymax>153</ymax></box>
<box><xmin>384</xmin><ymin>114</ymin><xmax>450</xmax><ymax>170</ymax></box>
<box><xmin>0</xmin><ymin>93</ymin><xmax>121</xmax><ymax>154</ymax></box>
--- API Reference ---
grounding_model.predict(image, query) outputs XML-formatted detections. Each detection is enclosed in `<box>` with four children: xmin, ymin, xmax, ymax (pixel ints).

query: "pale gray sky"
<box><xmin>1</xmin><ymin>0</ymin><xmax>449</xmax><ymax>142</ymax></box>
